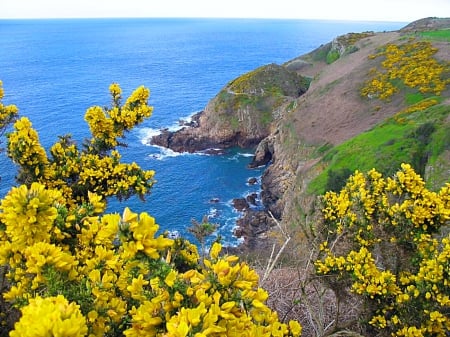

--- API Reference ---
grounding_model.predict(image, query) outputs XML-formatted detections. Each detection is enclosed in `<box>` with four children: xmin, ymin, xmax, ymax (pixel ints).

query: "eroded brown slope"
<box><xmin>287</xmin><ymin>32</ymin><xmax>403</xmax><ymax>146</ymax></box>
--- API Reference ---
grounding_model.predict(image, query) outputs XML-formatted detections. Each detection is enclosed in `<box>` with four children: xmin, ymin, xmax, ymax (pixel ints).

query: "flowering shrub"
<box><xmin>0</xmin><ymin>84</ymin><xmax>302</xmax><ymax>337</ymax></box>
<box><xmin>9</xmin><ymin>295</ymin><xmax>88</xmax><ymax>337</ymax></box>
<box><xmin>315</xmin><ymin>164</ymin><xmax>450</xmax><ymax>336</ymax></box>
<box><xmin>0</xmin><ymin>81</ymin><xmax>18</xmax><ymax>149</ymax></box>
<box><xmin>361</xmin><ymin>39</ymin><xmax>450</xmax><ymax>100</ymax></box>
<box><xmin>0</xmin><ymin>189</ymin><xmax>302</xmax><ymax>336</ymax></box>
<box><xmin>7</xmin><ymin>83</ymin><xmax>155</xmax><ymax>203</ymax></box>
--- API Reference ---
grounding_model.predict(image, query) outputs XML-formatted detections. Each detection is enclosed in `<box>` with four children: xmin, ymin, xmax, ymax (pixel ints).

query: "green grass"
<box><xmin>326</xmin><ymin>50</ymin><xmax>340</xmax><ymax>64</ymax></box>
<box><xmin>419</xmin><ymin>29</ymin><xmax>450</xmax><ymax>42</ymax></box>
<box><xmin>405</xmin><ymin>92</ymin><xmax>425</xmax><ymax>105</ymax></box>
<box><xmin>308</xmin><ymin>104</ymin><xmax>450</xmax><ymax>194</ymax></box>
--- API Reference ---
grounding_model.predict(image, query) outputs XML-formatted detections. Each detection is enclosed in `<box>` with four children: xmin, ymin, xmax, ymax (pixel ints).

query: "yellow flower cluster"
<box><xmin>10</xmin><ymin>295</ymin><xmax>88</xmax><ymax>337</ymax></box>
<box><xmin>0</xmin><ymin>80</ymin><xmax>18</xmax><ymax>135</ymax></box>
<box><xmin>0</xmin><ymin>182</ymin><xmax>61</xmax><ymax>251</ymax></box>
<box><xmin>124</xmin><ymin>239</ymin><xmax>301</xmax><ymax>337</ymax></box>
<box><xmin>7</xmin><ymin>117</ymin><xmax>49</xmax><ymax>178</ymax></box>
<box><xmin>76</xmin><ymin>151</ymin><xmax>155</xmax><ymax>201</ymax></box>
<box><xmin>85</xmin><ymin>84</ymin><xmax>153</xmax><ymax>151</ymax></box>
<box><xmin>393</xmin><ymin>98</ymin><xmax>439</xmax><ymax>123</ymax></box>
<box><xmin>0</xmin><ymin>185</ymin><xmax>301</xmax><ymax>337</ymax></box>
<box><xmin>361</xmin><ymin>39</ymin><xmax>450</xmax><ymax>100</ymax></box>
<box><xmin>6</xmin><ymin>84</ymin><xmax>155</xmax><ymax>204</ymax></box>
<box><xmin>315</xmin><ymin>164</ymin><xmax>450</xmax><ymax>336</ymax></box>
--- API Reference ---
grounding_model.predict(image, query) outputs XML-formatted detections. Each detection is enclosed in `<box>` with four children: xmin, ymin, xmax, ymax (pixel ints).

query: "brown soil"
<box><xmin>291</xmin><ymin>32</ymin><xmax>404</xmax><ymax>146</ymax></box>
<box><xmin>290</xmin><ymin>30</ymin><xmax>450</xmax><ymax>147</ymax></box>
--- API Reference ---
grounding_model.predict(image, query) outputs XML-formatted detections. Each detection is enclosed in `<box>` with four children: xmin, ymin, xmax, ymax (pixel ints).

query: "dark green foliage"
<box><xmin>188</xmin><ymin>215</ymin><xmax>218</xmax><ymax>259</ymax></box>
<box><xmin>325</xmin><ymin>168</ymin><xmax>353</xmax><ymax>192</ymax></box>
<box><xmin>407</xmin><ymin>122</ymin><xmax>436</xmax><ymax>176</ymax></box>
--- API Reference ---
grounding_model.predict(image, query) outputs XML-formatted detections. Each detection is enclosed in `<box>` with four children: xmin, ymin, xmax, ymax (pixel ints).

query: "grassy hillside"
<box><xmin>308</xmin><ymin>100</ymin><xmax>449</xmax><ymax>194</ymax></box>
<box><xmin>307</xmin><ymin>30</ymin><xmax>450</xmax><ymax>194</ymax></box>
<box><xmin>257</xmin><ymin>23</ymin><xmax>450</xmax><ymax>252</ymax></box>
<box><xmin>255</xmin><ymin>23</ymin><xmax>450</xmax><ymax>335</ymax></box>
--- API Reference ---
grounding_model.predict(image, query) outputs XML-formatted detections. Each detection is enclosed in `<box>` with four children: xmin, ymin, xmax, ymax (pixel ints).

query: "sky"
<box><xmin>1</xmin><ymin>0</ymin><xmax>449</xmax><ymax>22</ymax></box>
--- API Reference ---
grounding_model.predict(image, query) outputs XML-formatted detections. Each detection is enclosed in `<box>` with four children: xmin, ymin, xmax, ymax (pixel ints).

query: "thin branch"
<box><xmin>260</xmin><ymin>211</ymin><xmax>291</xmax><ymax>285</ymax></box>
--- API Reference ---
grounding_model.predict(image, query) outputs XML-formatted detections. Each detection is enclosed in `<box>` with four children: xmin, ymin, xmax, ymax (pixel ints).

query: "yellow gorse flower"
<box><xmin>0</xmin><ymin>182</ymin><xmax>62</xmax><ymax>250</ymax></box>
<box><xmin>315</xmin><ymin>164</ymin><xmax>450</xmax><ymax>336</ymax></box>
<box><xmin>361</xmin><ymin>39</ymin><xmax>450</xmax><ymax>100</ymax></box>
<box><xmin>9</xmin><ymin>295</ymin><xmax>88</xmax><ymax>337</ymax></box>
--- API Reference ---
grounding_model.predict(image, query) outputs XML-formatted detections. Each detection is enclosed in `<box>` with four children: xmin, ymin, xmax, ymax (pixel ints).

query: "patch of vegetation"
<box><xmin>229</xmin><ymin>115</ymin><xmax>240</xmax><ymax>130</ymax></box>
<box><xmin>419</xmin><ymin>29</ymin><xmax>450</xmax><ymax>42</ymax></box>
<box><xmin>228</xmin><ymin>63</ymin><xmax>308</xmax><ymax>97</ymax></box>
<box><xmin>422</xmin><ymin>105</ymin><xmax>450</xmax><ymax>166</ymax></box>
<box><xmin>315</xmin><ymin>164</ymin><xmax>450</xmax><ymax>337</ymax></box>
<box><xmin>259</xmin><ymin>110</ymin><xmax>273</xmax><ymax>127</ymax></box>
<box><xmin>325</xmin><ymin>50</ymin><xmax>340</xmax><ymax>64</ymax></box>
<box><xmin>324</xmin><ymin>167</ymin><xmax>353</xmax><ymax>192</ymax></box>
<box><xmin>314</xmin><ymin>142</ymin><xmax>333</xmax><ymax>156</ymax></box>
<box><xmin>405</xmin><ymin>92</ymin><xmax>425</xmax><ymax>105</ymax></box>
<box><xmin>361</xmin><ymin>39</ymin><xmax>450</xmax><ymax>100</ymax></box>
<box><xmin>311</xmin><ymin>44</ymin><xmax>331</xmax><ymax>62</ymax></box>
<box><xmin>324</xmin><ymin>32</ymin><xmax>373</xmax><ymax>64</ymax></box>
<box><xmin>344</xmin><ymin>45</ymin><xmax>359</xmax><ymax>55</ymax></box>
<box><xmin>285</xmin><ymin>100</ymin><xmax>297</xmax><ymax>112</ymax></box>
<box><xmin>336</xmin><ymin>31</ymin><xmax>374</xmax><ymax>46</ymax></box>
<box><xmin>407</xmin><ymin>121</ymin><xmax>436</xmax><ymax>176</ymax></box>
<box><xmin>308</xmin><ymin>103</ymin><xmax>449</xmax><ymax>194</ymax></box>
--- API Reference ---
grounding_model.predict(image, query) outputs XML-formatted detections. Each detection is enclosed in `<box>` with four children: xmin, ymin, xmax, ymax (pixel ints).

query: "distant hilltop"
<box><xmin>400</xmin><ymin>16</ymin><xmax>450</xmax><ymax>31</ymax></box>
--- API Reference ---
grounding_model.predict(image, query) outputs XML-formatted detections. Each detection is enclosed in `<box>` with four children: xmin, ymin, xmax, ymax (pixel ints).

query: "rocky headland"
<box><xmin>150</xmin><ymin>18</ymin><xmax>450</xmax><ymax>251</ymax></box>
<box><xmin>151</xmin><ymin>63</ymin><xmax>309</xmax><ymax>153</ymax></box>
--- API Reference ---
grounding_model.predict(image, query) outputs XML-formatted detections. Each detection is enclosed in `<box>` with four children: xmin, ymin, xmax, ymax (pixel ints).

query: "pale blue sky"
<box><xmin>1</xmin><ymin>0</ymin><xmax>449</xmax><ymax>22</ymax></box>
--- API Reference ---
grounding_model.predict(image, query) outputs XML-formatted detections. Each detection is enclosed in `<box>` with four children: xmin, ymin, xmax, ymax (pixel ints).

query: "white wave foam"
<box><xmin>148</xmin><ymin>145</ymin><xmax>209</xmax><ymax>160</ymax></box>
<box><xmin>238</xmin><ymin>152</ymin><xmax>255</xmax><ymax>157</ymax></box>
<box><xmin>208</xmin><ymin>207</ymin><xmax>220</xmax><ymax>219</ymax></box>
<box><xmin>228</xmin><ymin>152</ymin><xmax>255</xmax><ymax>161</ymax></box>
<box><xmin>138</xmin><ymin>127</ymin><xmax>162</xmax><ymax>145</ymax></box>
<box><xmin>138</xmin><ymin>111</ymin><xmax>201</xmax><ymax>146</ymax></box>
<box><xmin>148</xmin><ymin>146</ymin><xmax>185</xmax><ymax>160</ymax></box>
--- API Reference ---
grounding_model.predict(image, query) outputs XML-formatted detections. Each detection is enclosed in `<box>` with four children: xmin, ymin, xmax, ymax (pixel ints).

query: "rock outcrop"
<box><xmin>150</xmin><ymin>63</ymin><xmax>308</xmax><ymax>152</ymax></box>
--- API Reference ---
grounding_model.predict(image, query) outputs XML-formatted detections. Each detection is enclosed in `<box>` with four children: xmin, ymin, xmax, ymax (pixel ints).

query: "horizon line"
<box><xmin>0</xmin><ymin>16</ymin><xmax>412</xmax><ymax>23</ymax></box>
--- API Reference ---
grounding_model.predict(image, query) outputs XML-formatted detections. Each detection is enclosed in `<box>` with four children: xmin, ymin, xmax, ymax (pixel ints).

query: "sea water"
<box><xmin>0</xmin><ymin>18</ymin><xmax>405</xmax><ymax>245</ymax></box>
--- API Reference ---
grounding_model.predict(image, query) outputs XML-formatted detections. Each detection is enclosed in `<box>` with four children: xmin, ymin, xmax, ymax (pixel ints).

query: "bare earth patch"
<box><xmin>291</xmin><ymin>32</ymin><xmax>406</xmax><ymax>146</ymax></box>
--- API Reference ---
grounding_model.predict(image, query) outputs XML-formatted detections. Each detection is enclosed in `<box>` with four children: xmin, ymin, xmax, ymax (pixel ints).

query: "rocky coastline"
<box><xmin>150</xmin><ymin>17</ymin><xmax>450</xmax><ymax>253</ymax></box>
<box><xmin>148</xmin><ymin>63</ymin><xmax>308</xmax><ymax>250</ymax></box>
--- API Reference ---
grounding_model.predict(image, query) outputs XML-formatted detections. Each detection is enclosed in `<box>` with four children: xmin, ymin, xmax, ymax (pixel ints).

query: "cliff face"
<box><xmin>151</xmin><ymin>63</ymin><xmax>309</xmax><ymax>152</ymax></box>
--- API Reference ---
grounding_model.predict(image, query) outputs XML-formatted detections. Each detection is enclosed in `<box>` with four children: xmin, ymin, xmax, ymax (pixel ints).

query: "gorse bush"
<box><xmin>7</xmin><ymin>83</ymin><xmax>155</xmax><ymax>203</ymax></box>
<box><xmin>315</xmin><ymin>164</ymin><xmax>450</xmax><ymax>337</ymax></box>
<box><xmin>361</xmin><ymin>39</ymin><xmax>450</xmax><ymax>100</ymax></box>
<box><xmin>0</xmin><ymin>190</ymin><xmax>302</xmax><ymax>337</ymax></box>
<box><xmin>0</xmin><ymin>81</ymin><xmax>18</xmax><ymax>152</ymax></box>
<box><xmin>0</xmin><ymin>84</ymin><xmax>302</xmax><ymax>337</ymax></box>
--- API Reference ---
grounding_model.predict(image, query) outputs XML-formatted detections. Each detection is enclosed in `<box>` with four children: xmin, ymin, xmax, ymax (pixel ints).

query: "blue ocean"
<box><xmin>0</xmin><ymin>18</ymin><xmax>405</xmax><ymax>245</ymax></box>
